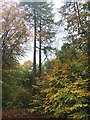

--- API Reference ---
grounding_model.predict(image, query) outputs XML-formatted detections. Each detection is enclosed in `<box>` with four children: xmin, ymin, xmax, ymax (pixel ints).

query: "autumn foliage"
<box><xmin>1</xmin><ymin>1</ymin><xmax>90</xmax><ymax>120</ymax></box>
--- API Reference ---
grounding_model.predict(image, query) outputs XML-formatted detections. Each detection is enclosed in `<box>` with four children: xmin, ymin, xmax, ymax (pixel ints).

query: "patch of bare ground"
<box><xmin>2</xmin><ymin>109</ymin><xmax>71</xmax><ymax>120</ymax></box>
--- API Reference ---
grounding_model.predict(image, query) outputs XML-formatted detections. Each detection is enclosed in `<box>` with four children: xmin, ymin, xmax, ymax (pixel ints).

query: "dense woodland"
<box><xmin>1</xmin><ymin>0</ymin><xmax>90</xmax><ymax>120</ymax></box>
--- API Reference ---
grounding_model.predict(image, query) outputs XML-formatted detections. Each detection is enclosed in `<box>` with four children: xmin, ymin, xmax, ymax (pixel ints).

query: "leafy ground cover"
<box><xmin>2</xmin><ymin>109</ymin><xmax>71</xmax><ymax>120</ymax></box>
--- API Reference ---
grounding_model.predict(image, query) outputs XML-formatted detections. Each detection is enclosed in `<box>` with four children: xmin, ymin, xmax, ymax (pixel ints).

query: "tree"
<box><xmin>31</xmin><ymin>41</ymin><xmax>90</xmax><ymax>119</ymax></box>
<box><xmin>34</xmin><ymin>2</ymin><xmax>55</xmax><ymax>77</ymax></box>
<box><xmin>57</xmin><ymin>1</ymin><xmax>89</xmax><ymax>59</ymax></box>
<box><xmin>22</xmin><ymin>60</ymin><xmax>32</xmax><ymax>70</ymax></box>
<box><xmin>1</xmin><ymin>2</ymin><xmax>31</xmax><ymax>109</ymax></box>
<box><xmin>58</xmin><ymin>0</ymin><xmax>90</xmax><ymax>89</ymax></box>
<box><xmin>28</xmin><ymin>1</ymin><xmax>90</xmax><ymax>119</ymax></box>
<box><xmin>33</xmin><ymin>7</ymin><xmax>37</xmax><ymax>84</ymax></box>
<box><xmin>1</xmin><ymin>2</ymin><xmax>30</xmax><ymax>69</ymax></box>
<box><xmin>19</xmin><ymin>1</ymin><xmax>56</xmax><ymax>79</ymax></box>
<box><xmin>19</xmin><ymin>2</ymin><xmax>38</xmax><ymax>84</ymax></box>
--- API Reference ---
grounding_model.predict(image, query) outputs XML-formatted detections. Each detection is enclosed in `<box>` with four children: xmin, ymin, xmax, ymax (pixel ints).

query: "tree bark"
<box><xmin>74</xmin><ymin>2</ymin><xmax>81</xmax><ymax>34</ymax></box>
<box><xmin>33</xmin><ymin>9</ymin><xmax>36</xmax><ymax>85</ymax></box>
<box><xmin>39</xmin><ymin>18</ymin><xmax>42</xmax><ymax>77</ymax></box>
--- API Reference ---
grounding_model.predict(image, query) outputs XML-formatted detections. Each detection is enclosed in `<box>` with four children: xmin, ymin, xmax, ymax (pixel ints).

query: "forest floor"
<box><xmin>1</xmin><ymin>109</ymin><xmax>69</xmax><ymax>120</ymax></box>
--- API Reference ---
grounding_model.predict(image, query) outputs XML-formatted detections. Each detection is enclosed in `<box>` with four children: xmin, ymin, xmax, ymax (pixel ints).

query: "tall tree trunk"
<box><xmin>39</xmin><ymin>18</ymin><xmax>42</xmax><ymax>77</ymax></box>
<box><xmin>74</xmin><ymin>2</ymin><xmax>81</xmax><ymax>34</ymax></box>
<box><xmin>33</xmin><ymin>9</ymin><xmax>36</xmax><ymax>85</ymax></box>
<box><xmin>87</xmin><ymin>2</ymin><xmax>90</xmax><ymax>55</ymax></box>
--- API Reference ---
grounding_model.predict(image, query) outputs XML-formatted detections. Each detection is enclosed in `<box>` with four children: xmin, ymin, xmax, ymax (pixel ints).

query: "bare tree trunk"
<box><xmin>33</xmin><ymin>9</ymin><xmax>36</xmax><ymax>85</ymax></box>
<box><xmin>39</xmin><ymin>18</ymin><xmax>42</xmax><ymax>77</ymax></box>
<box><xmin>87</xmin><ymin>2</ymin><xmax>90</xmax><ymax>77</ymax></box>
<box><xmin>74</xmin><ymin>2</ymin><xmax>81</xmax><ymax>34</ymax></box>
